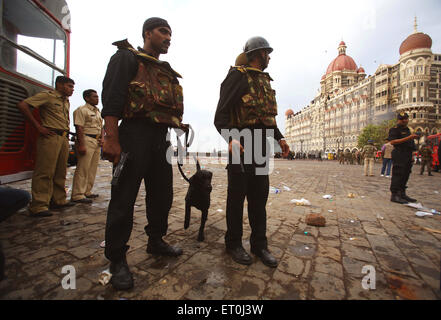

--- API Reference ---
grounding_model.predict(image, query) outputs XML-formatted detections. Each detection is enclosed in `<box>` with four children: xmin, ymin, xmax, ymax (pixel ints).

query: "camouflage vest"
<box><xmin>114</xmin><ymin>40</ymin><xmax>184</xmax><ymax>128</ymax></box>
<box><xmin>420</xmin><ymin>147</ymin><xmax>432</xmax><ymax>160</ymax></box>
<box><xmin>229</xmin><ymin>66</ymin><xmax>277</xmax><ymax>128</ymax></box>
<box><xmin>363</xmin><ymin>145</ymin><xmax>376</xmax><ymax>158</ymax></box>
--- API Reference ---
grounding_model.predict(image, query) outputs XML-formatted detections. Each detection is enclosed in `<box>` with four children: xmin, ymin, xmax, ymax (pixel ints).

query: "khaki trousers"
<box><xmin>30</xmin><ymin>134</ymin><xmax>69</xmax><ymax>213</ymax></box>
<box><xmin>71</xmin><ymin>136</ymin><xmax>101</xmax><ymax>200</ymax></box>
<box><xmin>364</xmin><ymin>158</ymin><xmax>374</xmax><ymax>176</ymax></box>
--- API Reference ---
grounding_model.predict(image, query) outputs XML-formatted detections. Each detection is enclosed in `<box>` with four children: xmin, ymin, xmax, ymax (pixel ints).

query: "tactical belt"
<box><xmin>85</xmin><ymin>133</ymin><xmax>101</xmax><ymax>139</ymax></box>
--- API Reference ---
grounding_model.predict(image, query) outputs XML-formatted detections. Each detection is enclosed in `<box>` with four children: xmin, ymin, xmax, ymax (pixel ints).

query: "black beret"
<box><xmin>397</xmin><ymin>112</ymin><xmax>409</xmax><ymax>120</ymax></box>
<box><xmin>142</xmin><ymin>17</ymin><xmax>171</xmax><ymax>38</ymax></box>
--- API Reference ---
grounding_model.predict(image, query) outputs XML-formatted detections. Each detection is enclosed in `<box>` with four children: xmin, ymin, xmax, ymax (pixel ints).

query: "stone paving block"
<box><xmin>278</xmin><ymin>253</ymin><xmax>304</xmax><ymax>277</ymax></box>
<box><xmin>317</xmin><ymin>244</ymin><xmax>341</xmax><ymax>262</ymax></box>
<box><xmin>263</xmin><ymin>280</ymin><xmax>308</xmax><ymax>300</ymax></box>
<box><xmin>366</xmin><ymin>234</ymin><xmax>406</xmax><ymax>259</ymax></box>
<box><xmin>314</xmin><ymin>256</ymin><xmax>344</xmax><ymax>279</ymax></box>
<box><xmin>346</xmin><ymin>274</ymin><xmax>396</xmax><ymax>300</ymax></box>
<box><xmin>310</xmin><ymin>271</ymin><xmax>346</xmax><ymax>300</ymax></box>
<box><xmin>139</xmin><ymin>273</ymin><xmax>191</xmax><ymax>300</ymax></box>
<box><xmin>384</xmin><ymin>273</ymin><xmax>439</xmax><ymax>300</ymax></box>
<box><xmin>42</xmin><ymin>277</ymin><xmax>93</xmax><ymax>299</ymax></box>
<box><xmin>341</xmin><ymin>243</ymin><xmax>377</xmax><ymax>263</ymax></box>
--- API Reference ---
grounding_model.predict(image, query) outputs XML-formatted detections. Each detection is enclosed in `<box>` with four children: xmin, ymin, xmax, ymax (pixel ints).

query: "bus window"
<box><xmin>1</xmin><ymin>0</ymin><xmax>66</xmax><ymax>86</ymax></box>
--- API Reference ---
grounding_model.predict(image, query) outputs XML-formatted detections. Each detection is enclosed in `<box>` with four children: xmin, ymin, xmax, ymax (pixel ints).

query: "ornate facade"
<box><xmin>285</xmin><ymin>20</ymin><xmax>441</xmax><ymax>154</ymax></box>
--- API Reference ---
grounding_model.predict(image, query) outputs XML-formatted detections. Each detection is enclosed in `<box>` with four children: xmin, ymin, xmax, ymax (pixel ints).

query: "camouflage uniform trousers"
<box><xmin>420</xmin><ymin>159</ymin><xmax>432</xmax><ymax>175</ymax></box>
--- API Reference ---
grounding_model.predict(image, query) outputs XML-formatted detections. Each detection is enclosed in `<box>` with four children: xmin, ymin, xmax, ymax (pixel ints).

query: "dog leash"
<box><xmin>175</xmin><ymin>125</ymin><xmax>194</xmax><ymax>183</ymax></box>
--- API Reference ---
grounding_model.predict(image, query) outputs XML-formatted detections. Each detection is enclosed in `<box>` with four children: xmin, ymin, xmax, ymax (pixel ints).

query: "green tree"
<box><xmin>357</xmin><ymin>119</ymin><xmax>397</xmax><ymax>149</ymax></box>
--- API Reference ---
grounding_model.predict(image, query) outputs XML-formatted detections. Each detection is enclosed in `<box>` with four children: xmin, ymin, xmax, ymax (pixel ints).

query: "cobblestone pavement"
<box><xmin>1</xmin><ymin>159</ymin><xmax>440</xmax><ymax>300</ymax></box>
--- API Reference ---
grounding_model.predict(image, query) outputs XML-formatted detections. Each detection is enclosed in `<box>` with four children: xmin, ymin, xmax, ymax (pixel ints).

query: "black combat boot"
<box><xmin>390</xmin><ymin>193</ymin><xmax>408</xmax><ymax>204</ymax></box>
<box><xmin>109</xmin><ymin>257</ymin><xmax>134</xmax><ymax>290</ymax></box>
<box><xmin>251</xmin><ymin>248</ymin><xmax>278</xmax><ymax>268</ymax></box>
<box><xmin>146</xmin><ymin>238</ymin><xmax>183</xmax><ymax>256</ymax></box>
<box><xmin>400</xmin><ymin>191</ymin><xmax>416</xmax><ymax>203</ymax></box>
<box><xmin>226</xmin><ymin>246</ymin><xmax>253</xmax><ymax>265</ymax></box>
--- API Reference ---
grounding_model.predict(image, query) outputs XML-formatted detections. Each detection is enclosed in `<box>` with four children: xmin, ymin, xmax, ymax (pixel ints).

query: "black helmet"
<box><xmin>244</xmin><ymin>36</ymin><xmax>273</xmax><ymax>54</ymax></box>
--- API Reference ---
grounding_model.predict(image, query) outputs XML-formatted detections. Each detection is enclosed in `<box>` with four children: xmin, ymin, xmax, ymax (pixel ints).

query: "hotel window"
<box><xmin>421</xmin><ymin>97</ymin><xmax>424</xmax><ymax>102</ymax></box>
<box><xmin>413</xmin><ymin>97</ymin><xmax>416</xmax><ymax>102</ymax></box>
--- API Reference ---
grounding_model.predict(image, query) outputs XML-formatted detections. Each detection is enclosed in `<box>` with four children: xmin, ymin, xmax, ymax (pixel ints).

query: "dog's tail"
<box><xmin>177</xmin><ymin>162</ymin><xmax>190</xmax><ymax>183</ymax></box>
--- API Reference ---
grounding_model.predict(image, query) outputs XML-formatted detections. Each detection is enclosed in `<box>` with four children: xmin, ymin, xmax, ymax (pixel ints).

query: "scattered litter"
<box><xmin>100</xmin><ymin>241</ymin><xmax>106</xmax><ymax>248</ymax></box>
<box><xmin>407</xmin><ymin>203</ymin><xmax>440</xmax><ymax>214</ymax></box>
<box><xmin>276</xmin><ymin>171</ymin><xmax>280</xmax><ymax>174</ymax></box>
<box><xmin>304</xmin><ymin>232</ymin><xmax>308</xmax><ymax>235</ymax></box>
<box><xmin>421</xmin><ymin>227</ymin><xmax>441</xmax><ymax>234</ymax></box>
<box><xmin>406</xmin><ymin>203</ymin><xmax>425</xmax><ymax>209</ymax></box>
<box><xmin>283</xmin><ymin>186</ymin><xmax>291</xmax><ymax>191</ymax></box>
<box><xmin>410</xmin><ymin>225</ymin><xmax>441</xmax><ymax>234</ymax></box>
<box><xmin>290</xmin><ymin>198</ymin><xmax>311</xmax><ymax>206</ymax></box>
<box><xmin>180</xmin><ymin>177</ymin><xmax>184</xmax><ymax>180</ymax></box>
<box><xmin>161</xmin><ymin>279</ymin><xmax>168</xmax><ymax>284</ymax></box>
<box><xmin>201</xmin><ymin>166</ymin><xmax>205</xmax><ymax>169</ymax></box>
<box><xmin>268</xmin><ymin>202</ymin><xmax>272</xmax><ymax>206</ymax></box>
<box><xmin>60</xmin><ymin>220</ymin><xmax>72</xmax><ymax>226</ymax></box>
<box><xmin>328</xmin><ymin>210</ymin><xmax>334</xmax><ymax>213</ymax></box>
<box><xmin>322</xmin><ymin>195</ymin><xmax>333</xmax><ymax>199</ymax></box>
<box><xmin>288</xmin><ymin>168</ymin><xmax>292</xmax><ymax>170</ymax></box>
<box><xmin>415</xmin><ymin>211</ymin><xmax>433</xmax><ymax>217</ymax></box>
<box><xmin>269</xmin><ymin>187</ymin><xmax>281</xmax><ymax>194</ymax></box>
<box><xmin>347</xmin><ymin>193</ymin><xmax>356</xmax><ymax>198</ymax></box>
<box><xmin>304</xmin><ymin>246</ymin><xmax>310</xmax><ymax>250</ymax></box>
<box><xmin>361</xmin><ymin>196</ymin><xmax>366</xmax><ymax>198</ymax></box>
<box><xmin>99</xmin><ymin>269</ymin><xmax>112</xmax><ymax>286</ymax></box>
<box><xmin>349</xmin><ymin>237</ymin><xmax>357</xmax><ymax>241</ymax></box>
<box><xmin>350</xmin><ymin>220</ymin><xmax>355</xmax><ymax>223</ymax></box>
<box><xmin>216</xmin><ymin>209</ymin><xmax>223</xmax><ymax>212</ymax></box>
<box><xmin>434</xmin><ymin>191</ymin><xmax>439</xmax><ymax>194</ymax></box>
<box><xmin>377</xmin><ymin>214</ymin><xmax>385</xmax><ymax>220</ymax></box>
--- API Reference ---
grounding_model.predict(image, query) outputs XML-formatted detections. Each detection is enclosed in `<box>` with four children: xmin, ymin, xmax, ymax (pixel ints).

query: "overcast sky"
<box><xmin>65</xmin><ymin>0</ymin><xmax>441</xmax><ymax>152</ymax></box>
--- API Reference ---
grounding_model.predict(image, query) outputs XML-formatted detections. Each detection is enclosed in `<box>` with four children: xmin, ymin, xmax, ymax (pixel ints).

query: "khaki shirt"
<box><xmin>24</xmin><ymin>90</ymin><xmax>70</xmax><ymax>130</ymax></box>
<box><xmin>73</xmin><ymin>103</ymin><xmax>103</xmax><ymax>135</ymax></box>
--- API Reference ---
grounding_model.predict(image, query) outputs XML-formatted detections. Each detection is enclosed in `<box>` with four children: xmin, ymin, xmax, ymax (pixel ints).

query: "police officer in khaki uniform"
<box><xmin>17</xmin><ymin>76</ymin><xmax>76</xmax><ymax>217</ymax></box>
<box><xmin>101</xmin><ymin>17</ymin><xmax>185</xmax><ymax>290</ymax></box>
<box><xmin>419</xmin><ymin>143</ymin><xmax>433</xmax><ymax>176</ymax></box>
<box><xmin>71</xmin><ymin>90</ymin><xmax>104</xmax><ymax>203</ymax></box>
<box><xmin>361</xmin><ymin>140</ymin><xmax>377</xmax><ymax>176</ymax></box>
<box><xmin>214</xmin><ymin>37</ymin><xmax>289</xmax><ymax>268</ymax></box>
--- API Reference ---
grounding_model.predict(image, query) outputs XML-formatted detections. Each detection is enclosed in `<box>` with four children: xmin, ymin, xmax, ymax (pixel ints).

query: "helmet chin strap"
<box><xmin>258</xmin><ymin>51</ymin><xmax>268</xmax><ymax>71</ymax></box>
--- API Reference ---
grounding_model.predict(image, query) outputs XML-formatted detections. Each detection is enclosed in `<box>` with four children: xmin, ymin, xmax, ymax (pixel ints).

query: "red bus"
<box><xmin>426</xmin><ymin>133</ymin><xmax>440</xmax><ymax>171</ymax></box>
<box><xmin>0</xmin><ymin>0</ymin><xmax>71</xmax><ymax>183</ymax></box>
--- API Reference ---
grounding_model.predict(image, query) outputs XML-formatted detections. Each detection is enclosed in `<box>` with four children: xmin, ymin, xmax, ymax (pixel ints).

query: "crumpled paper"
<box><xmin>290</xmin><ymin>198</ymin><xmax>311</xmax><ymax>206</ymax></box>
<box><xmin>99</xmin><ymin>269</ymin><xmax>112</xmax><ymax>286</ymax></box>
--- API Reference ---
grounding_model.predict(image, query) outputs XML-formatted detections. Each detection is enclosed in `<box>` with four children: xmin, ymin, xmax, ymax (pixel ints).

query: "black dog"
<box><xmin>178</xmin><ymin>160</ymin><xmax>213</xmax><ymax>241</ymax></box>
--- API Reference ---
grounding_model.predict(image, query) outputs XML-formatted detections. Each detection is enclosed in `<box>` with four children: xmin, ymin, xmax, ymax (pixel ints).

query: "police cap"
<box><xmin>397</xmin><ymin>112</ymin><xmax>409</xmax><ymax>120</ymax></box>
